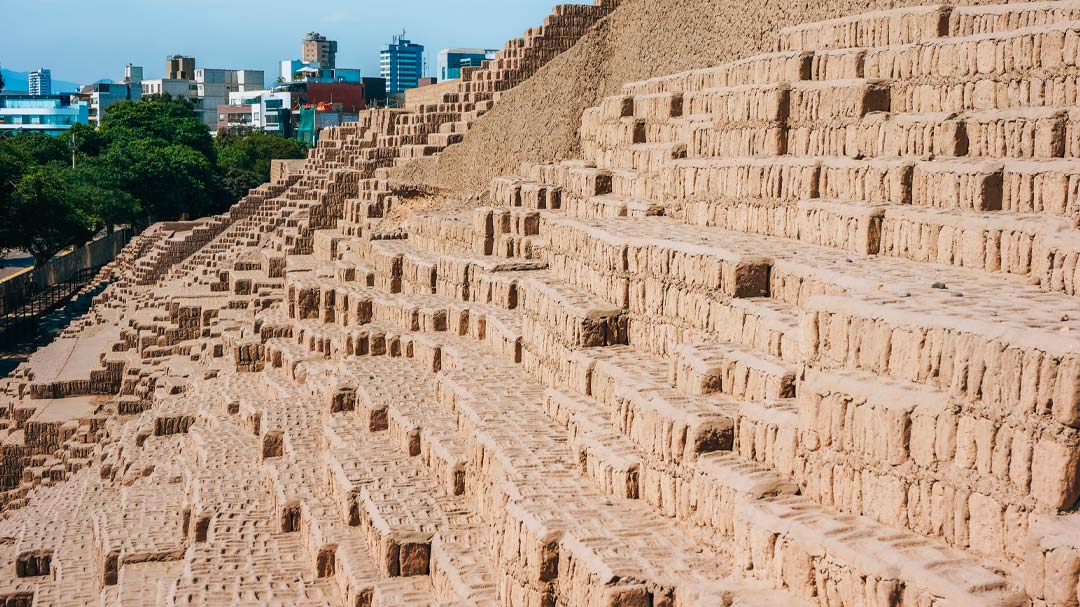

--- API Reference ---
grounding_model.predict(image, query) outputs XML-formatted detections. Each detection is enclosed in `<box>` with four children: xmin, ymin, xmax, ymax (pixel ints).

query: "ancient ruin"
<box><xmin>2</xmin><ymin>0</ymin><xmax>1080</xmax><ymax>605</ymax></box>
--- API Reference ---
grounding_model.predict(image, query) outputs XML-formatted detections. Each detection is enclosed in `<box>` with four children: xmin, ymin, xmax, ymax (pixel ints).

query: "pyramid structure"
<box><xmin>1</xmin><ymin>2</ymin><xmax>1080</xmax><ymax>606</ymax></box>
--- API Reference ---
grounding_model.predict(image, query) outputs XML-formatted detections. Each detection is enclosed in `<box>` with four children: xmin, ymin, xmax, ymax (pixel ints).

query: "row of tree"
<box><xmin>0</xmin><ymin>95</ymin><xmax>308</xmax><ymax>264</ymax></box>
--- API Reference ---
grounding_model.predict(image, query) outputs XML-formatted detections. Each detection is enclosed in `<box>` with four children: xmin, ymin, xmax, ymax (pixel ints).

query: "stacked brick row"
<box><xmin>483</xmin><ymin>3</ymin><xmax>1080</xmax><ymax>606</ymax></box>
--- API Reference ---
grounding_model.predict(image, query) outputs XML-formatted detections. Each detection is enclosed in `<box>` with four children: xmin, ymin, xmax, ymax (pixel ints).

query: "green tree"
<box><xmin>0</xmin><ymin>148</ymin><xmax>23</xmax><ymax>264</ymax></box>
<box><xmin>218</xmin><ymin>165</ymin><xmax>263</xmax><ymax>205</ymax></box>
<box><xmin>218</xmin><ymin>131</ymin><xmax>308</xmax><ymax>177</ymax></box>
<box><xmin>141</xmin><ymin>93</ymin><xmax>195</xmax><ymax>109</ymax></box>
<box><xmin>0</xmin><ymin>165</ymin><xmax>96</xmax><ymax>264</ymax></box>
<box><xmin>0</xmin><ymin>95</ymin><xmax>308</xmax><ymax>254</ymax></box>
<box><xmin>101</xmin><ymin>138</ymin><xmax>219</xmax><ymax>221</ymax></box>
<box><xmin>98</xmin><ymin>96</ymin><xmax>215</xmax><ymax>161</ymax></box>
<box><xmin>71</xmin><ymin>161</ymin><xmax>143</xmax><ymax>232</ymax></box>
<box><xmin>216</xmin><ymin>132</ymin><xmax>307</xmax><ymax>201</ymax></box>
<box><xmin>69</xmin><ymin>122</ymin><xmax>107</xmax><ymax>158</ymax></box>
<box><xmin>0</xmin><ymin>131</ymin><xmax>69</xmax><ymax>166</ymax></box>
<box><xmin>0</xmin><ymin>148</ymin><xmax>22</xmax><ymax>201</ymax></box>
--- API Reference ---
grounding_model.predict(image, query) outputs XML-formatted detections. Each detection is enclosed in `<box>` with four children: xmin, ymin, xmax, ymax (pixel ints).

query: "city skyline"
<box><xmin>0</xmin><ymin>0</ymin><xmax>590</xmax><ymax>87</ymax></box>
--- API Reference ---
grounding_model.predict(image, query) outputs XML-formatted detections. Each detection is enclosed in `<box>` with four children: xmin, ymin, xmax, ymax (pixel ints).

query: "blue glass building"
<box><xmin>380</xmin><ymin>36</ymin><xmax>424</xmax><ymax>95</ymax></box>
<box><xmin>437</xmin><ymin>48</ymin><xmax>497</xmax><ymax>81</ymax></box>
<box><xmin>0</xmin><ymin>95</ymin><xmax>89</xmax><ymax>136</ymax></box>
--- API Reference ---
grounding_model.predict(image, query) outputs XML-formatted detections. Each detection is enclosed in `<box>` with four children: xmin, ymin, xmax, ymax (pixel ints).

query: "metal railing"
<box><xmin>0</xmin><ymin>265</ymin><xmax>105</xmax><ymax>344</ymax></box>
<box><xmin>0</xmin><ymin>229</ymin><xmax>134</xmax><ymax>346</ymax></box>
<box><xmin>0</xmin><ymin>228</ymin><xmax>131</xmax><ymax>317</ymax></box>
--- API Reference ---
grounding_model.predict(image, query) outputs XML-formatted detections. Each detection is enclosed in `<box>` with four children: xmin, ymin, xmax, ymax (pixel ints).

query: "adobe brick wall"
<box><xmin>0</xmin><ymin>2</ymin><xmax>1078</xmax><ymax>606</ymax></box>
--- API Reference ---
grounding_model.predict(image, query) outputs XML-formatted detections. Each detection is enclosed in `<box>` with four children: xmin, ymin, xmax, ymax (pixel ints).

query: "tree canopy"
<box><xmin>216</xmin><ymin>131</ymin><xmax>307</xmax><ymax>202</ymax></box>
<box><xmin>101</xmin><ymin>138</ymin><xmax>219</xmax><ymax>221</ymax></box>
<box><xmin>98</xmin><ymin>96</ymin><xmax>216</xmax><ymax>160</ymax></box>
<box><xmin>0</xmin><ymin>164</ymin><xmax>97</xmax><ymax>264</ymax></box>
<box><xmin>0</xmin><ymin>131</ymin><xmax>69</xmax><ymax>166</ymax></box>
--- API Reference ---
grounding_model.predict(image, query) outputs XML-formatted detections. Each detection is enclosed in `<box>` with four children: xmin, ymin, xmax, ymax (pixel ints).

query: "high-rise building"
<box><xmin>380</xmin><ymin>35</ymin><xmax>424</xmax><ymax>96</ymax></box>
<box><xmin>437</xmin><ymin>48</ymin><xmax>497</xmax><ymax>81</ymax></box>
<box><xmin>167</xmin><ymin>55</ymin><xmax>196</xmax><ymax>80</ymax></box>
<box><xmin>303</xmin><ymin>33</ymin><xmax>338</xmax><ymax>69</ymax></box>
<box><xmin>28</xmin><ymin>69</ymin><xmax>52</xmax><ymax>96</ymax></box>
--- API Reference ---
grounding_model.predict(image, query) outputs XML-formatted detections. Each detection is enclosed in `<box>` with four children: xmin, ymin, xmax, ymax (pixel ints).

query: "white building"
<box><xmin>194</xmin><ymin>68</ymin><xmax>264</xmax><ymax>130</ymax></box>
<box><xmin>225</xmin><ymin>89</ymin><xmax>294</xmax><ymax>134</ymax></box>
<box><xmin>141</xmin><ymin>78</ymin><xmax>198</xmax><ymax>99</ymax></box>
<box><xmin>142</xmin><ymin>67</ymin><xmax>264</xmax><ymax>131</ymax></box>
<box><xmin>81</xmin><ymin>64</ymin><xmax>143</xmax><ymax>125</ymax></box>
<box><xmin>28</xmin><ymin>68</ymin><xmax>52</xmax><ymax>96</ymax></box>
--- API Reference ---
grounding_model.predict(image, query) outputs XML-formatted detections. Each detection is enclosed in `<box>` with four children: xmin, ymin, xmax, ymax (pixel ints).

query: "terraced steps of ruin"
<box><xmin>4</xmin><ymin>1</ymin><xmax>1080</xmax><ymax>607</ymax></box>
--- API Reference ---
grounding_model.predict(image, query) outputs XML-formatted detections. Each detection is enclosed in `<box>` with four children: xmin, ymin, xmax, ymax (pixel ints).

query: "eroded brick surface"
<box><xmin>2</xmin><ymin>2</ymin><xmax>1080</xmax><ymax>606</ymax></box>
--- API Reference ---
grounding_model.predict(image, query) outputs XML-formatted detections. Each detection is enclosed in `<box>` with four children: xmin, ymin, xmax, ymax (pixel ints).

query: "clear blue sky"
<box><xmin>0</xmin><ymin>0</ymin><xmax>590</xmax><ymax>85</ymax></box>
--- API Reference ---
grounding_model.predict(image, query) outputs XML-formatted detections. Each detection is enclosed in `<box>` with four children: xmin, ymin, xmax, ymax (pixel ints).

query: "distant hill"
<box><xmin>0</xmin><ymin>68</ymin><xmax>82</xmax><ymax>93</ymax></box>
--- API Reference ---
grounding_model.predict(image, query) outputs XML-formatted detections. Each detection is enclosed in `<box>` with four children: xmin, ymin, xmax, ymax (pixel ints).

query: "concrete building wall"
<box><xmin>302</xmin><ymin>33</ymin><xmax>338</xmax><ymax>69</ymax></box>
<box><xmin>141</xmin><ymin>79</ymin><xmax>197</xmax><ymax>99</ymax></box>
<box><xmin>167</xmin><ymin>56</ymin><xmax>195</xmax><ymax>80</ymax></box>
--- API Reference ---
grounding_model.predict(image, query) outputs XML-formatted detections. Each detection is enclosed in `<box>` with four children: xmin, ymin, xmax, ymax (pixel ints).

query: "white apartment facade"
<box><xmin>142</xmin><ymin>67</ymin><xmax>264</xmax><ymax>131</ymax></box>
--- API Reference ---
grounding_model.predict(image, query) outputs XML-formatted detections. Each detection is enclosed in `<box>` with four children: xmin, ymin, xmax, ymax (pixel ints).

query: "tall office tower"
<box><xmin>380</xmin><ymin>35</ymin><xmax>424</xmax><ymax>95</ymax></box>
<box><xmin>28</xmin><ymin>68</ymin><xmax>52</xmax><ymax>96</ymax></box>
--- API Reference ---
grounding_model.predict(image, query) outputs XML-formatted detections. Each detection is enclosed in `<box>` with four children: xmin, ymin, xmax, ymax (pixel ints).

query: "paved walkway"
<box><xmin>0</xmin><ymin>282</ymin><xmax>108</xmax><ymax>377</ymax></box>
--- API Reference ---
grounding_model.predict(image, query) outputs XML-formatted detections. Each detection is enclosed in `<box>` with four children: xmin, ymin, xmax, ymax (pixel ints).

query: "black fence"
<box><xmin>0</xmin><ymin>266</ymin><xmax>104</xmax><ymax>343</ymax></box>
<box><xmin>0</xmin><ymin>229</ymin><xmax>132</xmax><ymax>345</ymax></box>
<box><xmin>0</xmin><ymin>229</ymin><xmax>131</xmax><ymax>317</ymax></box>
